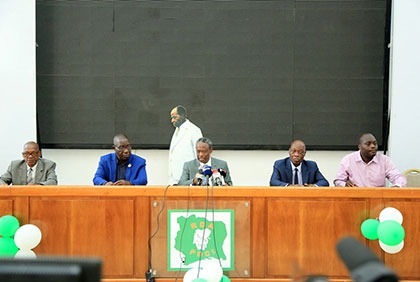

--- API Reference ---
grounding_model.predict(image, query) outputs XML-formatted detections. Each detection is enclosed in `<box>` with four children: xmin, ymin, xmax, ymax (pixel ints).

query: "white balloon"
<box><xmin>379</xmin><ymin>240</ymin><xmax>404</xmax><ymax>254</ymax></box>
<box><xmin>379</xmin><ymin>207</ymin><xmax>403</xmax><ymax>224</ymax></box>
<box><xmin>14</xmin><ymin>224</ymin><xmax>42</xmax><ymax>250</ymax></box>
<box><xmin>184</xmin><ymin>267</ymin><xmax>200</xmax><ymax>282</ymax></box>
<box><xmin>14</xmin><ymin>249</ymin><xmax>37</xmax><ymax>259</ymax></box>
<box><xmin>199</xmin><ymin>259</ymin><xmax>223</xmax><ymax>282</ymax></box>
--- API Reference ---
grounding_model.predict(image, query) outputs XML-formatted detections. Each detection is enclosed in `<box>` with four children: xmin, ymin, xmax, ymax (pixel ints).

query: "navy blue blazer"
<box><xmin>93</xmin><ymin>153</ymin><xmax>147</xmax><ymax>185</ymax></box>
<box><xmin>269</xmin><ymin>157</ymin><xmax>329</xmax><ymax>186</ymax></box>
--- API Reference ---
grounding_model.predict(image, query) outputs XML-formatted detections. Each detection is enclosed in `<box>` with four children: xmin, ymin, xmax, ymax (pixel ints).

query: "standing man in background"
<box><xmin>0</xmin><ymin>141</ymin><xmax>58</xmax><ymax>185</ymax></box>
<box><xmin>93</xmin><ymin>134</ymin><xmax>147</xmax><ymax>186</ymax></box>
<box><xmin>169</xmin><ymin>105</ymin><xmax>202</xmax><ymax>185</ymax></box>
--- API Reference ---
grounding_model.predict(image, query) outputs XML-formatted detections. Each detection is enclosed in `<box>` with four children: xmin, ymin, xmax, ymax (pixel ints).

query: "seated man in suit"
<box><xmin>178</xmin><ymin>137</ymin><xmax>232</xmax><ymax>186</ymax></box>
<box><xmin>0</xmin><ymin>141</ymin><xmax>58</xmax><ymax>185</ymax></box>
<box><xmin>334</xmin><ymin>133</ymin><xmax>406</xmax><ymax>187</ymax></box>
<box><xmin>93</xmin><ymin>134</ymin><xmax>147</xmax><ymax>185</ymax></box>
<box><xmin>269</xmin><ymin>139</ymin><xmax>329</xmax><ymax>187</ymax></box>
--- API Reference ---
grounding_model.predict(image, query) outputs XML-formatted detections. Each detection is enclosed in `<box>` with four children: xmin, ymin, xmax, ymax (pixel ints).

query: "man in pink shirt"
<box><xmin>334</xmin><ymin>133</ymin><xmax>406</xmax><ymax>187</ymax></box>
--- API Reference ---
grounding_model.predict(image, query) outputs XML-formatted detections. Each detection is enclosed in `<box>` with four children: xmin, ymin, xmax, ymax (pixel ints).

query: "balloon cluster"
<box><xmin>0</xmin><ymin>215</ymin><xmax>42</xmax><ymax>258</ymax></box>
<box><xmin>360</xmin><ymin>207</ymin><xmax>405</xmax><ymax>254</ymax></box>
<box><xmin>183</xmin><ymin>259</ymin><xmax>230</xmax><ymax>282</ymax></box>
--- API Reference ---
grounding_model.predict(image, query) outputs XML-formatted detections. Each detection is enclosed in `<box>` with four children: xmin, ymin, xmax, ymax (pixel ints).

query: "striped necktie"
<box><xmin>27</xmin><ymin>168</ymin><xmax>33</xmax><ymax>184</ymax></box>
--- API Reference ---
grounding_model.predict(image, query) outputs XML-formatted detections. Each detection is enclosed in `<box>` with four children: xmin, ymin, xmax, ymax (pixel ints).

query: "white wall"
<box><xmin>0</xmin><ymin>0</ymin><xmax>36</xmax><ymax>173</ymax></box>
<box><xmin>388</xmin><ymin>0</ymin><xmax>420</xmax><ymax>172</ymax></box>
<box><xmin>1</xmin><ymin>1</ymin><xmax>418</xmax><ymax>186</ymax></box>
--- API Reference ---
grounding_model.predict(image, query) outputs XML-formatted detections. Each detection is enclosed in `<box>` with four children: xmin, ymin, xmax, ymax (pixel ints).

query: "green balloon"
<box><xmin>220</xmin><ymin>275</ymin><xmax>231</xmax><ymax>282</ymax></box>
<box><xmin>192</xmin><ymin>279</ymin><xmax>208</xmax><ymax>282</ymax></box>
<box><xmin>377</xmin><ymin>220</ymin><xmax>405</xmax><ymax>246</ymax></box>
<box><xmin>0</xmin><ymin>215</ymin><xmax>20</xmax><ymax>237</ymax></box>
<box><xmin>361</xmin><ymin>219</ymin><xmax>380</xmax><ymax>240</ymax></box>
<box><xmin>0</xmin><ymin>237</ymin><xmax>19</xmax><ymax>257</ymax></box>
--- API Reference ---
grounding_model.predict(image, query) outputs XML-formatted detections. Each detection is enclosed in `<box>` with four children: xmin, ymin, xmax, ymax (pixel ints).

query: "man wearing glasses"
<box><xmin>269</xmin><ymin>139</ymin><xmax>329</xmax><ymax>187</ymax></box>
<box><xmin>93</xmin><ymin>134</ymin><xmax>147</xmax><ymax>185</ymax></box>
<box><xmin>0</xmin><ymin>141</ymin><xmax>58</xmax><ymax>185</ymax></box>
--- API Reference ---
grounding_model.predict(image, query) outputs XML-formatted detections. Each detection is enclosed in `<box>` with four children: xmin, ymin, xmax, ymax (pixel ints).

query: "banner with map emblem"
<box><xmin>167</xmin><ymin>209</ymin><xmax>234</xmax><ymax>270</ymax></box>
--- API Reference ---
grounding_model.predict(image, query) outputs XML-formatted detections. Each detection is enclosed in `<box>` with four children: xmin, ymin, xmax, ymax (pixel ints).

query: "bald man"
<box><xmin>269</xmin><ymin>140</ymin><xmax>329</xmax><ymax>187</ymax></box>
<box><xmin>334</xmin><ymin>133</ymin><xmax>406</xmax><ymax>187</ymax></box>
<box><xmin>93</xmin><ymin>134</ymin><xmax>147</xmax><ymax>185</ymax></box>
<box><xmin>169</xmin><ymin>105</ymin><xmax>202</xmax><ymax>185</ymax></box>
<box><xmin>0</xmin><ymin>141</ymin><xmax>58</xmax><ymax>185</ymax></box>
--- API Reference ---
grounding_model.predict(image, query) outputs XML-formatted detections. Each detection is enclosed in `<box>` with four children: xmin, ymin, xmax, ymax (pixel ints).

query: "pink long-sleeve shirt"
<box><xmin>334</xmin><ymin>151</ymin><xmax>407</xmax><ymax>187</ymax></box>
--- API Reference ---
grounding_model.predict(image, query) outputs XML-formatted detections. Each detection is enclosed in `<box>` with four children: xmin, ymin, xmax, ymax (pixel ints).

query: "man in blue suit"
<box><xmin>93</xmin><ymin>134</ymin><xmax>147</xmax><ymax>185</ymax></box>
<box><xmin>269</xmin><ymin>139</ymin><xmax>329</xmax><ymax>187</ymax></box>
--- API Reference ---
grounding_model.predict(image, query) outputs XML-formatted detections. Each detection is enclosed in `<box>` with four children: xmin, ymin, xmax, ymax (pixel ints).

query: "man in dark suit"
<box><xmin>93</xmin><ymin>134</ymin><xmax>147</xmax><ymax>185</ymax></box>
<box><xmin>178</xmin><ymin>137</ymin><xmax>232</xmax><ymax>186</ymax></box>
<box><xmin>0</xmin><ymin>141</ymin><xmax>58</xmax><ymax>185</ymax></box>
<box><xmin>269</xmin><ymin>139</ymin><xmax>329</xmax><ymax>187</ymax></box>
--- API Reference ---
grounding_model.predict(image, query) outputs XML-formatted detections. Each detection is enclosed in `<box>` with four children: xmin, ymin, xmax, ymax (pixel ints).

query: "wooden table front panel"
<box><xmin>149</xmin><ymin>197</ymin><xmax>251</xmax><ymax>278</ymax></box>
<box><xmin>29</xmin><ymin>197</ymin><xmax>136</xmax><ymax>277</ymax></box>
<box><xmin>267</xmin><ymin>198</ymin><xmax>368</xmax><ymax>278</ymax></box>
<box><xmin>1</xmin><ymin>187</ymin><xmax>420</xmax><ymax>282</ymax></box>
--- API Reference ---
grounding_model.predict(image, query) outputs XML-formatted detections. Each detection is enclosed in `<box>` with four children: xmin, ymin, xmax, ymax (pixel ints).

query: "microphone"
<box><xmin>218</xmin><ymin>168</ymin><xmax>227</xmax><ymax>178</ymax></box>
<box><xmin>198</xmin><ymin>165</ymin><xmax>212</xmax><ymax>186</ymax></box>
<box><xmin>196</xmin><ymin>175</ymin><xmax>204</xmax><ymax>186</ymax></box>
<box><xmin>212</xmin><ymin>169</ymin><xmax>227</xmax><ymax>186</ymax></box>
<box><xmin>336</xmin><ymin>236</ymin><xmax>398</xmax><ymax>282</ymax></box>
<box><xmin>212</xmin><ymin>169</ymin><xmax>223</xmax><ymax>186</ymax></box>
<box><xmin>201</xmin><ymin>165</ymin><xmax>212</xmax><ymax>177</ymax></box>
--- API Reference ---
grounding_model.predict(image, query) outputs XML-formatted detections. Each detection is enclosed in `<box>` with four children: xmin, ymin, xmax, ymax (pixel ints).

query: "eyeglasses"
<box><xmin>22</xmin><ymin>151</ymin><xmax>39</xmax><ymax>157</ymax></box>
<box><xmin>115</xmin><ymin>145</ymin><xmax>131</xmax><ymax>151</ymax></box>
<box><xmin>289</xmin><ymin>149</ymin><xmax>305</xmax><ymax>156</ymax></box>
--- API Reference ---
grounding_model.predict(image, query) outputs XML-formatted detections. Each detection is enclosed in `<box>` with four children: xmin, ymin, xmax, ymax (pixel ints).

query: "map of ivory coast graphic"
<box><xmin>174</xmin><ymin>215</ymin><xmax>227</xmax><ymax>265</ymax></box>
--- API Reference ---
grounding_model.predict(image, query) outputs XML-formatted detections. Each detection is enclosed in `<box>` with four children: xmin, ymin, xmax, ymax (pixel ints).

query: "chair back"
<box><xmin>403</xmin><ymin>169</ymin><xmax>420</xmax><ymax>187</ymax></box>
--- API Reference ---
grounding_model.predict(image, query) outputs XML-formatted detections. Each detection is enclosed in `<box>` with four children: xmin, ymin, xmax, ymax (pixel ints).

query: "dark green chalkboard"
<box><xmin>36</xmin><ymin>0</ymin><xmax>388</xmax><ymax>150</ymax></box>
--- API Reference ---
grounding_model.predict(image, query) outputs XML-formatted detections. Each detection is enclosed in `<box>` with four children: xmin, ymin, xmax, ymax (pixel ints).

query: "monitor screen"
<box><xmin>0</xmin><ymin>256</ymin><xmax>101</xmax><ymax>282</ymax></box>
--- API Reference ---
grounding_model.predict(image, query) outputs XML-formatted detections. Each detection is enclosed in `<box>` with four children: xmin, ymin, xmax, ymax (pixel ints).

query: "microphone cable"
<box><xmin>209</xmin><ymin>180</ymin><xmax>223</xmax><ymax>267</ymax></box>
<box><xmin>195</xmin><ymin>179</ymin><xmax>211</xmax><ymax>279</ymax></box>
<box><xmin>174</xmin><ymin>184</ymin><xmax>191</xmax><ymax>282</ymax></box>
<box><xmin>147</xmin><ymin>184</ymin><xmax>171</xmax><ymax>278</ymax></box>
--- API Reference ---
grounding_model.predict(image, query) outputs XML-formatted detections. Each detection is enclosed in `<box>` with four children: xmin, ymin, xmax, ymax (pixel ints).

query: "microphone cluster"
<box><xmin>196</xmin><ymin>165</ymin><xmax>226</xmax><ymax>186</ymax></box>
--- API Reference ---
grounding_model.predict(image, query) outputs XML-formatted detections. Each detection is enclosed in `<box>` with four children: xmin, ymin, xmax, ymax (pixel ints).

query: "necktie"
<box><xmin>27</xmin><ymin>168</ymin><xmax>33</xmax><ymax>184</ymax></box>
<box><xmin>294</xmin><ymin>168</ymin><xmax>299</xmax><ymax>185</ymax></box>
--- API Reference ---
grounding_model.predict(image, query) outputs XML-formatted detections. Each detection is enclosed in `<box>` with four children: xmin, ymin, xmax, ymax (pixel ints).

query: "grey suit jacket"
<box><xmin>178</xmin><ymin>157</ymin><xmax>232</xmax><ymax>186</ymax></box>
<box><xmin>0</xmin><ymin>158</ymin><xmax>58</xmax><ymax>185</ymax></box>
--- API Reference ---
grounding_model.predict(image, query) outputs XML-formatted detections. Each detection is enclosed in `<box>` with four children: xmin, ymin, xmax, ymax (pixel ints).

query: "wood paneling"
<box><xmin>29</xmin><ymin>198</ymin><xmax>135</xmax><ymax>276</ymax></box>
<box><xmin>1</xmin><ymin>186</ymin><xmax>420</xmax><ymax>282</ymax></box>
<box><xmin>267</xmin><ymin>199</ymin><xmax>367</xmax><ymax>277</ymax></box>
<box><xmin>0</xmin><ymin>198</ymin><xmax>14</xmax><ymax>216</ymax></box>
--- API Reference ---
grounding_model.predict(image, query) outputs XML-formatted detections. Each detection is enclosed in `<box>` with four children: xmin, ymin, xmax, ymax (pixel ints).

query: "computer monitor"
<box><xmin>0</xmin><ymin>256</ymin><xmax>102</xmax><ymax>282</ymax></box>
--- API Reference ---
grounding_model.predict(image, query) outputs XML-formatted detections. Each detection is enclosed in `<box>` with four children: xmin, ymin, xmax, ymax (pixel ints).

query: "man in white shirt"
<box><xmin>168</xmin><ymin>105</ymin><xmax>202</xmax><ymax>185</ymax></box>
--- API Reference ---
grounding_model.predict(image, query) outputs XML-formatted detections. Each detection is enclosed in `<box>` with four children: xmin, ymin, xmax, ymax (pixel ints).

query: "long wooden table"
<box><xmin>1</xmin><ymin>186</ymin><xmax>419</xmax><ymax>282</ymax></box>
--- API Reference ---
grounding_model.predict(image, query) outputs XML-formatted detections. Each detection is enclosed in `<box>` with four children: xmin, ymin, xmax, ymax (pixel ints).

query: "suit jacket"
<box><xmin>168</xmin><ymin>119</ymin><xmax>202</xmax><ymax>184</ymax></box>
<box><xmin>269</xmin><ymin>157</ymin><xmax>329</xmax><ymax>187</ymax></box>
<box><xmin>178</xmin><ymin>157</ymin><xmax>232</xmax><ymax>186</ymax></box>
<box><xmin>0</xmin><ymin>158</ymin><xmax>58</xmax><ymax>185</ymax></box>
<box><xmin>93</xmin><ymin>153</ymin><xmax>147</xmax><ymax>185</ymax></box>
